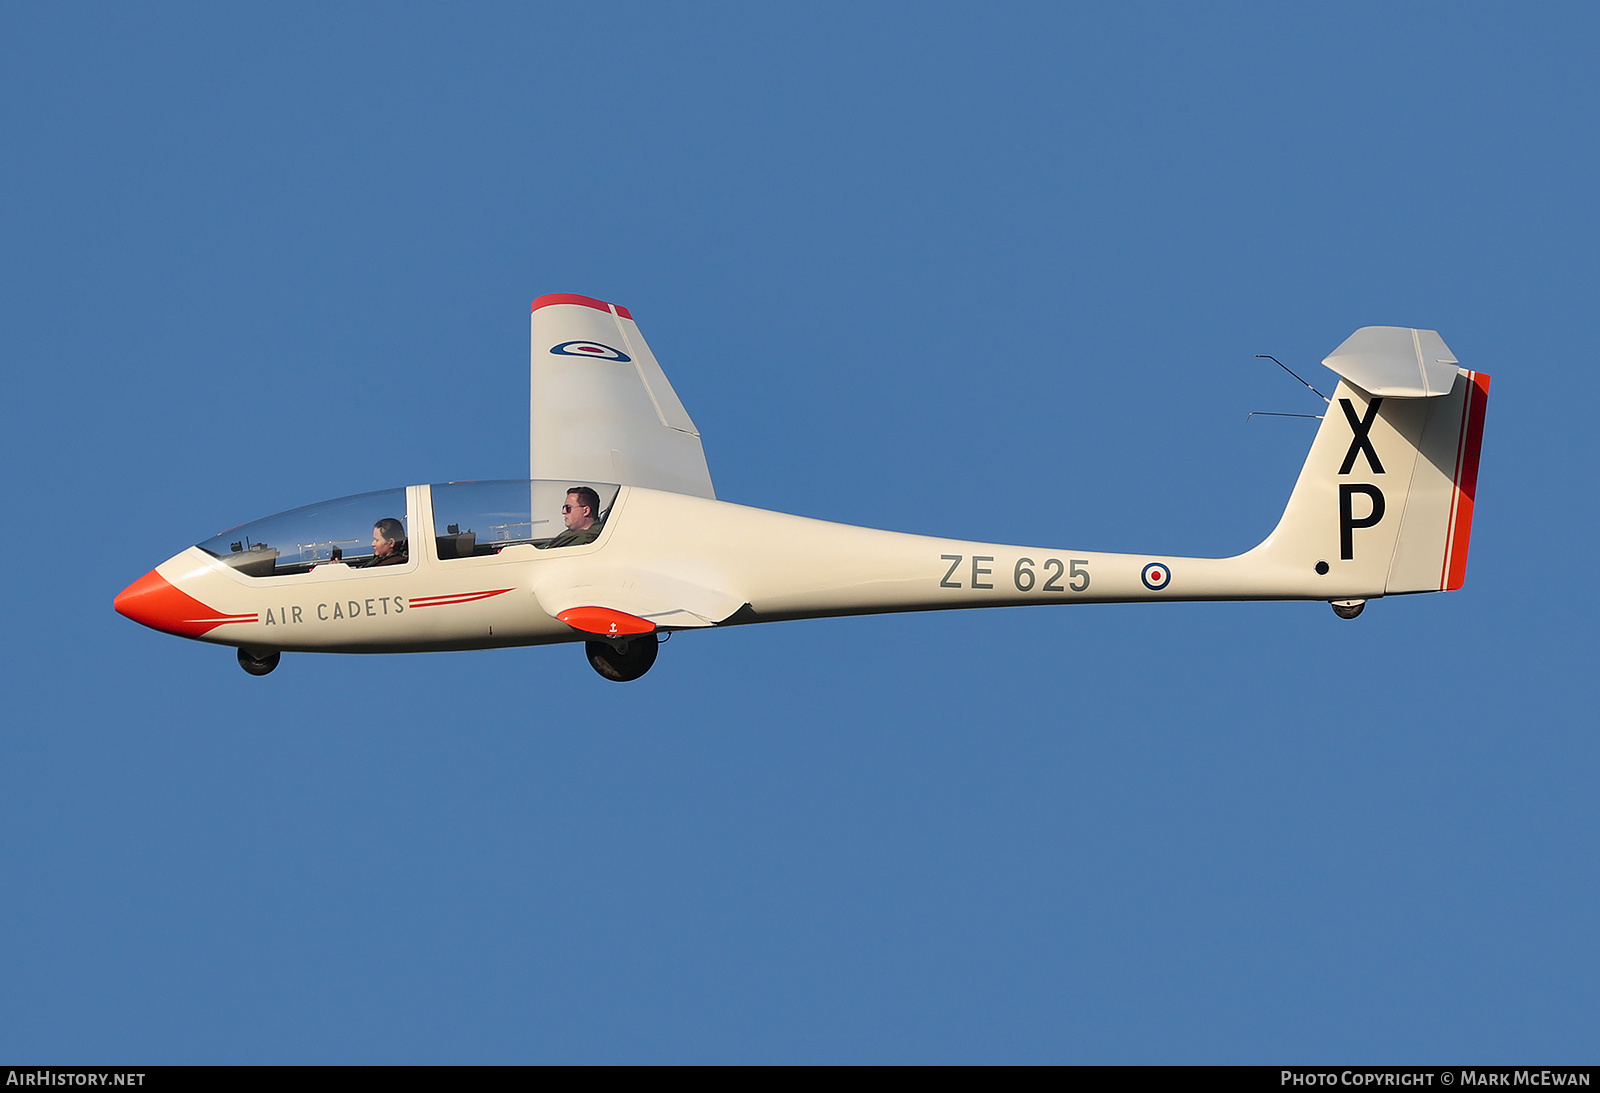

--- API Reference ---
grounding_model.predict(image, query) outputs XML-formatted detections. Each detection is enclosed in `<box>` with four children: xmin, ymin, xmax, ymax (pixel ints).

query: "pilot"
<box><xmin>357</xmin><ymin>518</ymin><xmax>408</xmax><ymax>567</ymax></box>
<box><xmin>542</xmin><ymin>487</ymin><xmax>603</xmax><ymax>549</ymax></box>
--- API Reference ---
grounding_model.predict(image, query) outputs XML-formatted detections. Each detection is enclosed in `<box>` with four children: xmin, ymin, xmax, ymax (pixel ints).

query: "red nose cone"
<box><xmin>115</xmin><ymin>570</ymin><xmax>174</xmax><ymax>629</ymax></box>
<box><xmin>114</xmin><ymin>569</ymin><xmax>256</xmax><ymax>637</ymax></box>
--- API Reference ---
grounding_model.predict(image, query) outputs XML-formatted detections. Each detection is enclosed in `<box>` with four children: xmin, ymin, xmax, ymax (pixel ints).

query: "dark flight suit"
<box><xmin>542</xmin><ymin>522</ymin><xmax>601</xmax><ymax>549</ymax></box>
<box><xmin>356</xmin><ymin>541</ymin><xmax>408</xmax><ymax>567</ymax></box>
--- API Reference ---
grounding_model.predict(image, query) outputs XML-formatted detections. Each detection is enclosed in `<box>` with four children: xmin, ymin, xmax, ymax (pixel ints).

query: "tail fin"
<box><xmin>1254</xmin><ymin>327</ymin><xmax>1489</xmax><ymax>596</ymax></box>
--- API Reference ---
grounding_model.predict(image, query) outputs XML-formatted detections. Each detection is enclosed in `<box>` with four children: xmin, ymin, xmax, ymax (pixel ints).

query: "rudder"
<box><xmin>1387</xmin><ymin>369</ymin><xmax>1489</xmax><ymax>592</ymax></box>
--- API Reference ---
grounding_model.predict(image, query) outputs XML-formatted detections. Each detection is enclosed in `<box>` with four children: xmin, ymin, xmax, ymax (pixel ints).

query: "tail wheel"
<box><xmin>1330</xmin><ymin>599</ymin><xmax>1366</xmax><ymax>620</ymax></box>
<box><xmin>585</xmin><ymin>634</ymin><xmax>659</xmax><ymax>682</ymax></box>
<box><xmin>238</xmin><ymin>647</ymin><xmax>281</xmax><ymax>675</ymax></box>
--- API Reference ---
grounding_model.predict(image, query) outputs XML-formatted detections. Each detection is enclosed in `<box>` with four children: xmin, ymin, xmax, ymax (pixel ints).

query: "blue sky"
<box><xmin>2</xmin><ymin>3</ymin><xmax>1596</xmax><ymax>1063</ymax></box>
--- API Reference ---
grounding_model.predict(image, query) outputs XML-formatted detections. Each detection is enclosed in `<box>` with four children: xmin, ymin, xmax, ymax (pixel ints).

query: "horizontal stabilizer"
<box><xmin>1322</xmin><ymin>326</ymin><xmax>1459</xmax><ymax>397</ymax></box>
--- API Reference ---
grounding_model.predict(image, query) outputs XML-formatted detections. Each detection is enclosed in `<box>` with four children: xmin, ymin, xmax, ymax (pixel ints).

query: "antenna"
<box><xmin>1245</xmin><ymin>411</ymin><xmax>1323</xmax><ymax>423</ymax></box>
<box><xmin>1255</xmin><ymin>354</ymin><xmax>1330</xmax><ymax>402</ymax></box>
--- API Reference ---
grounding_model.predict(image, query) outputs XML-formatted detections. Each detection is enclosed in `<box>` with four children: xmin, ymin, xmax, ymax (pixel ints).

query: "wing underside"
<box><xmin>532</xmin><ymin>564</ymin><xmax>746</xmax><ymax>631</ymax></box>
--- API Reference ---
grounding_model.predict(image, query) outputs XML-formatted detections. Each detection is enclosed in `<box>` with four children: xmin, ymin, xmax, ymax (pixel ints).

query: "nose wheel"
<box><xmin>238</xmin><ymin>647</ymin><xmax>281</xmax><ymax>675</ymax></box>
<box><xmin>585</xmin><ymin>634</ymin><xmax>659</xmax><ymax>682</ymax></box>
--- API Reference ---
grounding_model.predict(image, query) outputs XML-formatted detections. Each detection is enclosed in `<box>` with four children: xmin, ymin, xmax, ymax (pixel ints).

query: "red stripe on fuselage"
<box><xmin>408</xmin><ymin>588</ymin><xmax>514</xmax><ymax>609</ymax></box>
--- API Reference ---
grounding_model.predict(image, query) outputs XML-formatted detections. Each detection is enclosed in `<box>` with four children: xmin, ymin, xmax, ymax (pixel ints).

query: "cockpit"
<box><xmin>430</xmin><ymin>480</ymin><xmax>618</xmax><ymax>558</ymax></box>
<box><xmin>194</xmin><ymin>480</ymin><xmax>620</xmax><ymax>578</ymax></box>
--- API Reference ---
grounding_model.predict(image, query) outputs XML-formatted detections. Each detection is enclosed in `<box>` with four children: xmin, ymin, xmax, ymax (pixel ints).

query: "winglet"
<box><xmin>557</xmin><ymin>606</ymin><xmax>656</xmax><ymax>637</ymax></box>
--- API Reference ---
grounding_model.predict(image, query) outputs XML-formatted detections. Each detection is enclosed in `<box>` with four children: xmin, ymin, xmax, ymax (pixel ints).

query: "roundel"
<box><xmin>550</xmin><ymin>340</ymin><xmax>632</xmax><ymax>362</ymax></box>
<box><xmin>1141</xmin><ymin>562</ymin><xmax>1171</xmax><ymax>591</ymax></box>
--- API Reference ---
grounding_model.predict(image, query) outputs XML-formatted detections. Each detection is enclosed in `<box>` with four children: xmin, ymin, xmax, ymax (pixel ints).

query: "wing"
<box><xmin>530</xmin><ymin>294</ymin><xmax>715</xmax><ymax>499</ymax></box>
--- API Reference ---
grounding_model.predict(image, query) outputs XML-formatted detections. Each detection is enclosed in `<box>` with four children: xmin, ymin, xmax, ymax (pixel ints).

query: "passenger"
<box><xmin>542</xmin><ymin>487</ymin><xmax>603</xmax><ymax>549</ymax></box>
<box><xmin>356</xmin><ymin>518</ymin><xmax>408</xmax><ymax>567</ymax></box>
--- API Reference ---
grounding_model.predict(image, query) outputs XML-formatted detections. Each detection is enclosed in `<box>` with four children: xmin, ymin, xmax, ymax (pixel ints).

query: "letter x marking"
<box><xmin>1338</xmin><ymin>397</ymin><xmax>1385</xmax><ymax>475</ymax></box>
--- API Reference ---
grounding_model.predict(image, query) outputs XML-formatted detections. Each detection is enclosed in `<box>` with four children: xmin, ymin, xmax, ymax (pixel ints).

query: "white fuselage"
<box><xmin>115</xmin><ymin>309</ymin><xmax>1487</xmax><ymax>673</ymax></box>
<box><xmin>135</xmin><ymin>483</ymin><xmax>1337</xmax><ymax>656</ymax></box>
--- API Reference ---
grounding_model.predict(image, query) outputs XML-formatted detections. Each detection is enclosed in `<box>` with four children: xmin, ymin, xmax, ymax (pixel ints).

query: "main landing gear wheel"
<box><xmin>585</xmin><ymin>633</ymin><xmax>659</xmax><ymax>682</ymax></box>
<box><xmin>238</xmin><ymin>647</ymin><xmax>281</xmax><ymax>675</ymax></box>
<box><xmin>1330</xmin><ymin>599</ymin><xmax>1366</xmax><ymax>620</ymax></box>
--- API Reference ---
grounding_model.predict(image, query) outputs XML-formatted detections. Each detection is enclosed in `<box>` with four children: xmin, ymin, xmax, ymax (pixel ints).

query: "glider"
<box><xmin>115</xmin><ymin>295</ymin><xmax>1489</xmax><ymax>680</ymax></box>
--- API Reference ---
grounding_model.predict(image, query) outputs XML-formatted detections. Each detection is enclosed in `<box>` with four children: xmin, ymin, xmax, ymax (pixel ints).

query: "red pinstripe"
<box><xmin>407</xmin><ymin>589</ymin><xmax>514</xmax><ymax>609</ymax></box>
